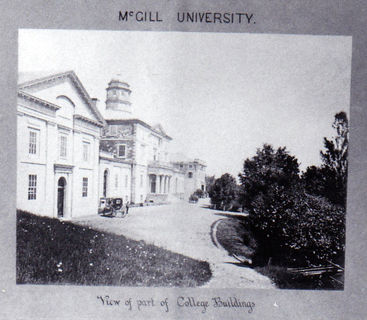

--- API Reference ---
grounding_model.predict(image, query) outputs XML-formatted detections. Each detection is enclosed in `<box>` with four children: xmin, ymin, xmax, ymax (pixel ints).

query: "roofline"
<box><xmin>18</xmin><ymin>70</ymin><xmax>105</xmax><ymax>126</ymax></box>
<box><xmin>74</xmin><ymin>114</ymin><xmax>104</xmax><ymax>128</ymax></box>
<box><xmin>105</xmin><ymin>118</ymin><xmax>172</xmax><ymax>140</ymax></box>
<box><xmin>18</xmin><ymin>90</ymin><xmax>61</xmax><ymax>111</ymax></box>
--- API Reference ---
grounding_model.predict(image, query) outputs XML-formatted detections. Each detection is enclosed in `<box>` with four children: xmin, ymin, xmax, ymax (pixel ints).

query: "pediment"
<box><xmin>18</xmin><ymin>71</ymin><xmax>104</xmax><ymax>125</ymax></box>
<box><xmin>152</xmin><ymin>123</ymin><xmax>168</xmax><ymax>137</ymax></box>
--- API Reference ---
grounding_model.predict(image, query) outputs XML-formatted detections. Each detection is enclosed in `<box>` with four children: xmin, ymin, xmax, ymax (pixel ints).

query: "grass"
<box><xmin>214</xmin><ymin>217</ymin><xmax>257</xmax><ymax>261</ymax></box>
<box><xmin>16</xmin><ymin>210</ymin><xmax>212</xmax><ymax>287</ymax></box>
<box><xmin>214</xmin><ymin>216</ymin><xmax>343</xmax><ymax>290</ymax></box>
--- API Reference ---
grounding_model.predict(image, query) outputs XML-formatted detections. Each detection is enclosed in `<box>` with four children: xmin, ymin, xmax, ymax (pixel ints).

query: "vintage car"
<box><xmin>98</xmin><ymin>197</ymin><xmax>124</xmax><ymax>217</ymax></box>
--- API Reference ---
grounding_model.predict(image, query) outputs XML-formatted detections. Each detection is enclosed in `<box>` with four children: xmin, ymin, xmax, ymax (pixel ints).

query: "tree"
<box><xmin>239</xmin><ymin>144</ymin><xmax>300</xmax><ymax>210</ymax></box>
<box><xmin>205</xmin><ymin>175</ymin><xmax>215</xmax><ymax>196</ymax></box>
<box><xmin>209</xmin><ymin>173</ymin><xmax>237</xmax><ymax>211</ymax></box>
<box><xmin>320</xmin><ymin>111</ymin><xmax>348</xmax><ymax>207</ymax></box>
<box><xmin>239</xmin><ymin>144</ymin><xmax>345</xmax><ymax>266</ymax></box>
<box><xmin>303</xmin><ymin>112</ymin><xmax>348</xmax><ymax>207</ymax></box>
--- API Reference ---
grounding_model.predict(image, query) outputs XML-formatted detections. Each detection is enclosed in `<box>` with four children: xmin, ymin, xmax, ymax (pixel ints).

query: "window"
<box><xmin>82</xmin><ymin>177</ymin><xmax>88</xmax><ymax>197</ymax></box>
<box><xmin>140</xmin><ymin>174</ymin><xmax>143</xmax><ymax>187</ymax></box>
<box><xmin>140</xmin><ymin>194</ymin><xmax>143</xmax><ymax>202</ymax></box>
<box><xmin>83</xmin><ymin>142</ymin><xmax>90</xmax><ymax>162</ymax></box>
<box><xmin>188</xmin><ymin>172</ymin><xmax>193</xmax><ymax>178</ymax></box>
<box><xmin>28</xmin><ymin>174</ymin><xmax>37</xmax><ymax>200</ymax></box>
<box><xmin>110</xmin><ymin>125</ymin><xmax>117</xmax><ymax>135</ymax></box>
<box><xmin>125</xmin><ymin>175</ymin><xmax>128</xmax><ymax>187</ymax></box>
<box><xmin>28</xmin><ymin>129</ymin><xmax>38</xmax><ymax>155</ymax></box>
<box><xmin>117</xmin><ymin>144</ymin><xmax>126</xmax><ymax>158</ymax></box>
<box><xmin>115</xmin><ymin>174</ymin><xmax>118</xmax><ymax>189</ymax></box>
<box><xmin>59</xmin><ymin>135</ymin><xmax>67</xmax><ymax>158</ymax></box>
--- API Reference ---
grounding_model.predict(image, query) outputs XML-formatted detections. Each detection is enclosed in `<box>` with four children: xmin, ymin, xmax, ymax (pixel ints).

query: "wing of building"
<box><xmin>17</xmin><ymin>71</ymin><xmax>206</xmax><ymax>219</ymax></box>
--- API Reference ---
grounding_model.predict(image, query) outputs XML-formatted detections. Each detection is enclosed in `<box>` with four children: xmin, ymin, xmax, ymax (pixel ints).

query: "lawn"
<box><xmin>16</xmin><ymin>210</ymin><xmax>212</xmax><ymax>286</ymax></box>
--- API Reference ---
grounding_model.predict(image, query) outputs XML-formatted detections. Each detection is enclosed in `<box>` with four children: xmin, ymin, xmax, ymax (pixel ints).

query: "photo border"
<box><xmin>1</xmin><ymin>1</ymin><xmax>366</xmax><ymax>319</ymax></box>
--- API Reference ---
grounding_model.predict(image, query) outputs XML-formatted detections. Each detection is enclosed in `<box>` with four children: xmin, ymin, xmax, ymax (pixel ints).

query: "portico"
<box><xmin>148</xmin><ymin>173</ymin><xmax>171</xmax><ymax>194</ymax></box>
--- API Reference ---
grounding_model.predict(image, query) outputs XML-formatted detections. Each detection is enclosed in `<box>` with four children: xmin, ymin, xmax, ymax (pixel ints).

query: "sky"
<box><xmin>18</xmin><ymin>29</ymin><xmax>352</xmax><ymax>177</ymax></box>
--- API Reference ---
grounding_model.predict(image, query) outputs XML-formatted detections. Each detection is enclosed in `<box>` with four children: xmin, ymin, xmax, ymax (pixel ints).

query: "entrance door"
<box><xmin>57</xmin><ymin>177</ymin><xmax>66</xmax><ymax>217</ymax></box>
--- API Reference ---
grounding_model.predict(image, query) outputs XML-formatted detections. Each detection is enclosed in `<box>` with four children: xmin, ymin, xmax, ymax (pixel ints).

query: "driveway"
<box><xmin>72</xmin><ymin>199</ymin><xmax>274</xmax><ymax>289</ymax></box>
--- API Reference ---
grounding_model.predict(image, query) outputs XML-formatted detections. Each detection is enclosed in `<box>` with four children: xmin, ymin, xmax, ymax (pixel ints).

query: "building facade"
<box><xmin>17</xmin><ymin>71</ymin><xmax>104</xmax><ymax>218</ymax></box>
<box><xmin>17</xmin><ymin>72</ymin><xmax>206</xmax><ymax>218</ymax></box>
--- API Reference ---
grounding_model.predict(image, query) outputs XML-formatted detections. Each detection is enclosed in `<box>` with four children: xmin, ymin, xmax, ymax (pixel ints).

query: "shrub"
<box><xmin>249</xmin><ymin>189</ymin><xmax>345</xmax><ymax>267</ymax></box>
<box><xmin>193</xmin><ymin>189</ymin><xmax>204</xmax><ymax>198</ymax></box>
<box><xmin>189</xmin><ymin>194</ymin><xmax>199</xmax><ymax>203</ymax></box>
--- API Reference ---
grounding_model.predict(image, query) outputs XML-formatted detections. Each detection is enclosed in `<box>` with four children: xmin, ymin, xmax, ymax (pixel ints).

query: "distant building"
<box><xmin>16</xmin><ymin>71</ymin><xmax>206</xmax><ymax>219</ymax></box>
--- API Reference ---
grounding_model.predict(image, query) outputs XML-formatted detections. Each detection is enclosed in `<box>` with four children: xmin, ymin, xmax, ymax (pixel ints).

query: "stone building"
<box><xmin>17</xmin><ymin>71</ymin><xmax>104</xmax><ymax>218</ymax></box>
<box><xmin>16</xmin><ymin>71</ymin><xmax>206</xmax><ymax>218</ymax></box>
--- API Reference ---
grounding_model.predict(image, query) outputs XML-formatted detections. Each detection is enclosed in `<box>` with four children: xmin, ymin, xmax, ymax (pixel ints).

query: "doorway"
<box><xmin>57</xmin><ymin>177</ymin><xmax>66</xmax><ymax>217</ymax></box>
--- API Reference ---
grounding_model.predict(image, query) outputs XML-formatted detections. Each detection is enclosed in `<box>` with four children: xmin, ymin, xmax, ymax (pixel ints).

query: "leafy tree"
<box><xmin>239</xmin><ymin>144</ymin><xmax>300</xmax><ymax>210</ymax></box>
<box><xmin>205</xmin><ymin>175</ymin><xmax>215</xmax><ymax>195</ymax></box>
<box><xmin>240</xmin><ymin>142</ymin><xmax>346</xmax><ymax>267</ymax></box>
<box><xmin>303</xmin><ymin>112</ymin><xmax>348</xmax><ymax>207</ymax></box>
<box><xmin>209</xmin><ymin>173</ymin><xmax>237</xmax><ymax>211</ymax></box>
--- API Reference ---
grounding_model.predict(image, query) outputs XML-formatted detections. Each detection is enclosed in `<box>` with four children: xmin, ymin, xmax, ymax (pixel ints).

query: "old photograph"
<box><xmin>16</xmin><ymin>29</ymin><xmax>351</xmax><ymax>290</ymax></box>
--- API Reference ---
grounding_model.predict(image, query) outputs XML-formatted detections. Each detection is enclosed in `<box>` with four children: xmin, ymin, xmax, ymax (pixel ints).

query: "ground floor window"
<box><xmin>28</xmin><ymin>174</ymin><xmax>37</xmax><ymax>200</ymax></box>
<box><xmin>82</xmin><ymin>177</ymin><xmax>88</xmax><ymax>197</ymax></box>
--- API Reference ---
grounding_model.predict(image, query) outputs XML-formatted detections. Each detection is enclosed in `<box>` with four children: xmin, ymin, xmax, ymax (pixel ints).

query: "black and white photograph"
<box><xmin>16</xmin><ymin>29</ymin><xmax>351</xmax><ymax>290</ymax></box>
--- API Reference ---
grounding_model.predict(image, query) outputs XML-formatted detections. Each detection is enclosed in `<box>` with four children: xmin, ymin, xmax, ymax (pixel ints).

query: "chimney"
<box><xmin>91</xmin><ymin>98</ymin><xmax>99</xmax><ymax>109</ymax></box>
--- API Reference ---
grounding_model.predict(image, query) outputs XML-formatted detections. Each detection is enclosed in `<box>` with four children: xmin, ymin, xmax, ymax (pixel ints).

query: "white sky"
<box><xmin>18</xmin><ymin>29</ymin><xmax>352</xmax><ymax>177</ymax></box>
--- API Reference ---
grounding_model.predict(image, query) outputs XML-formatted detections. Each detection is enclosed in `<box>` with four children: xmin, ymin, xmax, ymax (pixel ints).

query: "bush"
<box><xmin>249</xmin><ymin>189</ymin><xmax>345</xmax><ymax>267</ymax></box>
<box><xmin>189</xmin><ymin>194</ymin><xmax>199</xmax><ymax>203</ymax></box>
<box><xmin>193</xmin><ymin>189</ymin><xmax>204</xmax><ymax>198</ymax></box>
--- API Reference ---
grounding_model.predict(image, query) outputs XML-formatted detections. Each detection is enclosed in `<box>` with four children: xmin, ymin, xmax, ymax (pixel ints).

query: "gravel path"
<box><xmin>72</xmin><ymin>199</ymin><xmax>274</xmax><ymax>289</ymax></box>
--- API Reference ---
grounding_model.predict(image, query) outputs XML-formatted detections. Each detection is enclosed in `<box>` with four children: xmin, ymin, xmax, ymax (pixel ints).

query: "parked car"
<box><xmin>98</xmin><ymin>197</ymin><xmax>124</xmax><ymax>217</ymax></box>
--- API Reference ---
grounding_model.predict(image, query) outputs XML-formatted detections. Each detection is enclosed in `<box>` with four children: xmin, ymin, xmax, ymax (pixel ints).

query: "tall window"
<box><xmin>28</xmin><ymin>174</ymin><xmax>37</xmax><ymax>200</ymax></box>
<box><xmin>83</xmin><ymin>142</ymin><xmax>90</xmax><ymax>162</ymax></box>
<box><xmin>82</xmin><ymin>177</ymin><xmax>88</xmax><ymax>197</ymax></box>
<box><xmin>117</xmin><ymin>144</ymin><xmax>126</xmax><ymax>158</ymax></box>
<box><xmin>188</xmin><ymin>172</ymin><xmax>193</xmax><ymax>178</ymax></box>
<box><xmin>28</xmin><ymin>130</ymin><xmax>38</xmax><ymax>155</ymax></box>
<box><xmin>59</xmin><ymin>135</ymin><xmax>67</xmax><ymax>158</ymax></box>
<box><xmin>125</xmin><ymin>175</ymin><xmax>128</xmax><ymax>187</ymax></box>
<box><xmin>140</xmin><ymin>174</ymin><xmax>143</xmax><ymax>187</ymax></box>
